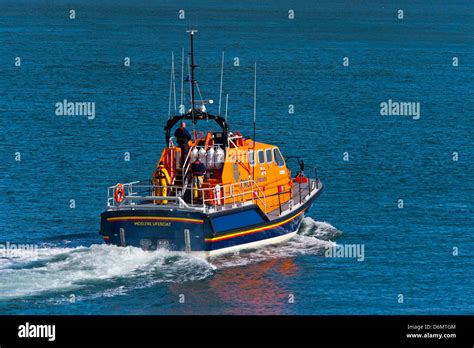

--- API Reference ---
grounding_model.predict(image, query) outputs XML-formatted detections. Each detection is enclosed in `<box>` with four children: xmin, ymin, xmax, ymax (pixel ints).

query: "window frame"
<box><xmin>273</xmin><ymin>147</ymin><xmax>285</xmax><ymax>167</ymax></box>
<box><xmin>258</xmin><ymin>150</ymin><xmax>265</xmax><ymax>164</ymax></box>
<box><xmin>265</xmin><ymin>148</ymin><xmax>273</xmax><ymax>164</ymax></box>
<box><xmin>249</xmin><ymin>150</ymin><xmax>255</xmax><ymax>167</ymax></box>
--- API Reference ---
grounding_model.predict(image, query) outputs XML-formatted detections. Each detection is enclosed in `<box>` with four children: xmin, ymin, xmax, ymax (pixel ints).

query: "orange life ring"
<box><xmin>206</xmin><ymin>186</ymin><xmax>222</xmax><ymax>206</ymax></box>
<box><xmin>114</xmin><ymin>183</ymin><xmax>125</xmax><ymax>203</ymax></box>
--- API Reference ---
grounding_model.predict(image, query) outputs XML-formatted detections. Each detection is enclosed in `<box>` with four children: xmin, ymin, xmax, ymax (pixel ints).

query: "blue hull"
<box><xmin>99</xmin><ymin>188</ymin><xmax>321</xmax><ymax>256</ymax></box>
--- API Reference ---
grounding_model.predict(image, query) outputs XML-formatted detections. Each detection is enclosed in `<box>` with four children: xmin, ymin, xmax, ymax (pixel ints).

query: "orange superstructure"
<box><xmin>154</xmin><ymin>130</ymin><xmax>294</xmax><ymax>214</ymax></box>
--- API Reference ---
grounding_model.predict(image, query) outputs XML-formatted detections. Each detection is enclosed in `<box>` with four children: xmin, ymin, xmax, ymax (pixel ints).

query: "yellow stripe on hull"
<box><xmin>107</xmin><ymin>216</ymin><xmax>204</xmax><ymax>224</ymax></box>
<box><xmin>205</xmin><ymin>209</ymin><xmax>305</xmax><ymax>243</ymax></box>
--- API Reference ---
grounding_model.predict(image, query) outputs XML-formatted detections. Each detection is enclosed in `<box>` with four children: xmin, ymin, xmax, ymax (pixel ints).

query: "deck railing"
<box><xmin>107</xmin><ymin>179</ymin><xmax>267</xmax><ymax>213</ymax></box>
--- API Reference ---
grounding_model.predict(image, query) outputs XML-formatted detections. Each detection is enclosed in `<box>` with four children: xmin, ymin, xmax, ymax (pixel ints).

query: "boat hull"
<box><xmin>99</xmin><ymin>185</ymin><xmax>322</xmax><ymax>258</ymax></box>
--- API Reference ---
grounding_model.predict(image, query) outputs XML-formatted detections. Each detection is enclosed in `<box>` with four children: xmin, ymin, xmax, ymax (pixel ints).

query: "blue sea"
<box><xmin>0</xmin><ymin>0</ymin><xmax>473</xmax><ymax>315</ymax></box>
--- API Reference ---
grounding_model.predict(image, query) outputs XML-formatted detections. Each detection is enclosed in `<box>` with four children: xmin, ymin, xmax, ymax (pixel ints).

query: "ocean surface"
<box><xmin>0</xmin><ymin>0</ymin><xmax>473</xmax><ymax>315</ymax></box>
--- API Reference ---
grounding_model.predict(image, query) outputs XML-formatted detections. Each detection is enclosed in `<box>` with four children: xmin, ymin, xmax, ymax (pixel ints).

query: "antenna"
<box><xmin>168</xmin><ymin>52</ymin><xmax>173</xmax><ymax>118</ymax></box>
<box><xmin>172</xmin><ymin>51</ymin><xmax>177</xmax><ymax>114</ymax></box>
<box><xmin>253</xmin><ymin>62</ymin><xmax>257</xmax><ymax>125</ymax></box>
<box><xmin>218</xmin><ymin>51</ymin><xmax>225</xmax><ymax>116</ymax></box>
<box><xmin>225</xmin><ymin>93</ymin><xmax>229</xmax><ymax>122</ymax></box>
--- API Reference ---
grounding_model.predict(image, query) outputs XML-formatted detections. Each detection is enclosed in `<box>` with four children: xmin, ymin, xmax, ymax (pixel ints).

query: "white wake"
<box><xmin>0</xmin><ymin>245</ymin><xmax>214</xmax><ymax>300</ymax></box>
<box><xmin>0</xmin><ymin>218</ymin><xmax>341</xmax><ymax>300</ymax></box>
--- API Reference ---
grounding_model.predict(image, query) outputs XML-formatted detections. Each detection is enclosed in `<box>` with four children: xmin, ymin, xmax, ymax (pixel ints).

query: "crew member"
<box><xmin>191</xmin><ymin>158</ymin><xmax>206</xmax><ymax>203</ymax></box>
<box><xmin>153</xmin><ymin>161</ymin><xmax>171</xmax><ymax>205</ymax></box>
<box><xmin>174</xmin><ymin>122</ymin><xmax>192</xmax><ymax>167</ymax></box>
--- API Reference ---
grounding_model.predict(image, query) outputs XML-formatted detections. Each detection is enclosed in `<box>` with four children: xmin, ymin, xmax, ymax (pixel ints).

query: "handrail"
<box><xmin>227</xmin><ymin>138</ymin><xmax>239</xmax><ymax>149</ymax></box>
<box><xmin>251</xmin><ymin>181</ymin><xmax>267</xmax><ymax>213</ymax></box>
<box><xmin>126</xmin><ymin>195</ymin><xmax>190</xmax><ymax>208</ymax></box>
<box><xmin>106</xmin><ymin>179</ymin><xmax>268</xmax><ymax>213</ymax></box>
<box><xmin>201</xmin><ymin>180</ymin><xmax>267</xmax><ymax>213</ymax></box>
<box><xmin>181</xmin><ymin>144</ymin><xmax>195</xmax><ymax>187</ymax></box>
<box><xmin>170</xmin><ymin>144</ymin><xmax>195</xmax><ymax>186</ymax></box>
<box><xmin>227</xmin><ymin>132</ymin><xmax>242</xmax><ymax>149</ymax></box>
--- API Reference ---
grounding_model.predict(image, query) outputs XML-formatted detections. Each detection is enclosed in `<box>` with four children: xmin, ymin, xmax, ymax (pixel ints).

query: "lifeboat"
<box><xmin>99</xmin><ymin>30</ymin><xmax>324</xmax><ymax>258</ymax></box>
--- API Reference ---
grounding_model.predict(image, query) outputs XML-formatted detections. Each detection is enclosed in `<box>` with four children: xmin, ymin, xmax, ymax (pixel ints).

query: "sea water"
<box><xmin>0</xmin><ymin>0</ymin><xmax>472</xmax><ymax>314</ymax></box>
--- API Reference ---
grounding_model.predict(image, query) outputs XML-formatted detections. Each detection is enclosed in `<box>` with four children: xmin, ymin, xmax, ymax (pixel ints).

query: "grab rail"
<box><xmin>201</xmin><ymin>180</ymin><xmax>267</xmax><ymax>213</ymax></box>
<box><xmin>107</xmin><ymin>179</ymin><xmax>267</xmax><ymax>213</ymax></box>
<box><xmin>181</xmin><ymin>144</ymin><xmax>195</xmax><ymax>187</ymax></box>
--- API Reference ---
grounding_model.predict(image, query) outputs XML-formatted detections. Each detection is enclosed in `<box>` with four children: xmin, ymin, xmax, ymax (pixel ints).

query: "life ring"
<box><xmin>214</xmin><ymin>185</ymin><xmax>222</xmax><ymax>206</ymax></box>
<box><xmin>207</xmin><ymin>185</ymin><xmax>222</xmax><ymax>206</ymax></box>
<box><xmin>114</xmin><ymin>183</ymin><xmax>125</xmax><ymax>203</ymax></box>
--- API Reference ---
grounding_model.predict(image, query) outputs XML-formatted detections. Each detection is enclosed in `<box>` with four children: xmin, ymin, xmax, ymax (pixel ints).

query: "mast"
<box><xmin>187</xmin><ymin>29</ymin><xmax>198</xmax><ymax>122</ymax></box>
<box><xmin>164</xmin><ymin>31</ymin><xmax>229</xmax><ymax>145</ymax></box>
<box><xmin>180</xmin><ymin>47</ymin><xmax>184</xmax><ymax>115</ymax></box>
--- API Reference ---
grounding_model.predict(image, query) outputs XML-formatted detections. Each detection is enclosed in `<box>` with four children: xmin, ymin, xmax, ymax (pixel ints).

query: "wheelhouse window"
<box><xmin>249</xmin><ymin>150</ymin><xmax>255</xmax><ymax>166</ymax></box>
<box><xmin>265</xmin><ymin>149</ymin><xmax>273</xmax><ymax>164</ymax></box>
<box><xmin>273</xmin><ymin>148</ymin><xmax>285</xmax><ymax>167</ymax></box>
<box><xmin>258</xmin><ymin>150</ymin><xmax>265</xmax><ymax>164</ymax></box>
